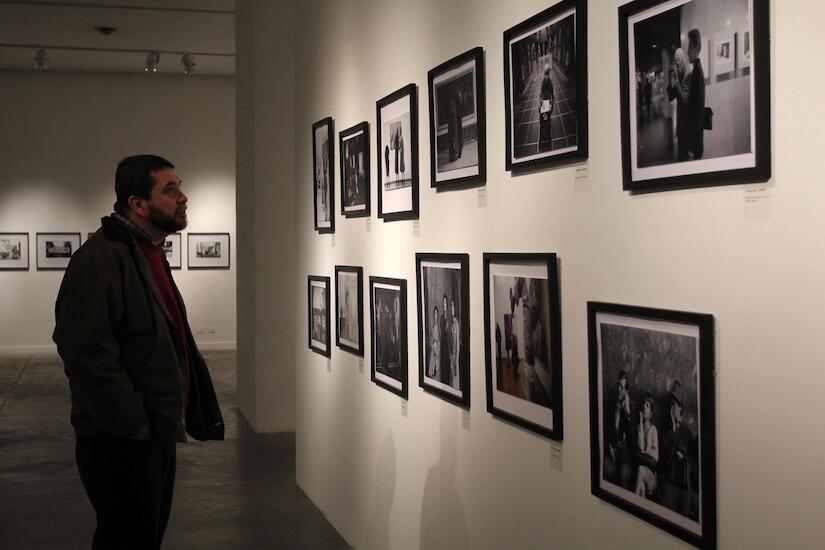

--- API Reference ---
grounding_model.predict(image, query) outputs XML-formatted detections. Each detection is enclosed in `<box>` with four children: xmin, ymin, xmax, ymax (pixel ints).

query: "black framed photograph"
<box><xmin>427</xmin><ymin>47</ymin><xmax>486</xmax><ymax>188</ymax></box>
<box><xmin>376</xmin><ymin>84</ymin><xmax>418</xmax><ymax>221</ymax></box>
<box><xmin>187</xmin><ymin>233</ymin><xmax>230</xmax><ymax>269</ymax></box>
<box><xmin>483</xmin><ymin>253</ymin><xmax>563</xmax><ymax>440</ymax></box>
<box><xmin>619</xmin><ymin>0</ymin><xmax>770</xmax><ymax>192</ymax></box>
<box><xmin>335</xmin><ymin>265</ymin><xmax>364</xmax><ymax>356</ymax></box>
<box><xmin>504</xmin><ymin>0</ymin><xmax>588</xmax><ymax>171</ymax></box>
<box><xmin>36</xmin><ymin>232</ymin><xmax>81</xmax><ymax>270</ymax></box>
<box><xmin>162</xmin><ymin>232</ymin><xmax>182</xmax><ymax>269</ymax></box>
<box><xmin>339</xmin><ymin>122</ymin><xmax>370</xmax><ymax>218</ymax></box>
<box><xmin>369</xmin><ymin>276</ymin><xmax>408</xmax><ymax>398</ymax></box>
<box><xmin>0</xmin><ymin>232</ymin><xmax>29</xmax><ymax>270</ymax></box>
<box><xmin>588</xmin><ymin>302</ymin><xmax>715</xmax><ymax>549</ymax></box>
<box><xmin>416</xmin><ymin>253</ymin><xmax>470</xmax><ymax>407</ymax></box>
<box><xmin>313</xmin><ymin>116</ymin><xmax>335</xmax><ymax>233</ymax></box>
<box><xmin>308</xmin><ymin>275</ymin><xmax>331</xmax><ymax>357</ymax></box>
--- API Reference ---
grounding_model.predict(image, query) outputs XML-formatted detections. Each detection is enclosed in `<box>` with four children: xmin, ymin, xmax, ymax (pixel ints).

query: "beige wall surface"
<box><xmin>0</xmin><ymin>70</ymin><xmax>236</xmax><ymax>352</ymax></box>
<box><xmin>242</xmin><ymin>0</ymin><xmax>823</xmax><ymax>547</ymax></box>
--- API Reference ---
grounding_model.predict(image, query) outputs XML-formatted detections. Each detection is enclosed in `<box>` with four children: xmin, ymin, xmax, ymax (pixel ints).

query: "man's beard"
<box><xmin>148</xmin><ymin>204</ymin><xmax>187</xmax><ymax>232</ymax></box>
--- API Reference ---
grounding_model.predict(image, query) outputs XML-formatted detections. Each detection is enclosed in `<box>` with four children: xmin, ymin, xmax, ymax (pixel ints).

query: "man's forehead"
<box><xmin>151</xmin><ymin>168</ymin><xmax>181</xmax><ymax>186</ymax></box>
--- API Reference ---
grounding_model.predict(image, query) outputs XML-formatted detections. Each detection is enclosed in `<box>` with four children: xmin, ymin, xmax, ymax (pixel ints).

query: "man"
<box><xmin>439</xmin><ymin>294</ymin><xmax>451</xmax><ymax>385</ymax></box>
<box><xmin>53</xmin><ymin>155</ymin><xmax>224</xmax><ymax>550</ymax></box>
<box><xmin>539</xmin><ymin>63</ymin><xmax>555</xmax><ymax>152</ymax></box>
<box><xmin>660</xmin><ymin>381</ymin><xmax>694</xmax><ymax>516</ymax></box>
<box><xmin>605</xmin><ymin>370</ymin><xmax>634</xmax><ymax>490</ymax></box>
<box><xmin>669</xmin><ymin>30</ymin><xmax>705</xmax><ymax>161</ymax></box>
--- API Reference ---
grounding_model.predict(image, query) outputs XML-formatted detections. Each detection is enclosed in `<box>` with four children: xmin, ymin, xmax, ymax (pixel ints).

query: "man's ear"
<box><xmin>127</xmin><ymin>195</ymin><xmax>147</xmax><ymax>216</ymax></box>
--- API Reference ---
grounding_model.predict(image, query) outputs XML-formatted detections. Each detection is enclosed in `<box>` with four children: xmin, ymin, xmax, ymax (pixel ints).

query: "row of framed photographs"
<box><xmin>314</xmin><ymin>0</ymin><xmax>770</xmax><ymax>233</ymax></box>
<box><xmin>308</xmin><ymin>253</ymin><xmax>716</xmax><ymax>549</ymax></box>
<box><xmin>0</xmin><ymin>231</ymin><xmax>230</xmax><ymax>270</ymax></box>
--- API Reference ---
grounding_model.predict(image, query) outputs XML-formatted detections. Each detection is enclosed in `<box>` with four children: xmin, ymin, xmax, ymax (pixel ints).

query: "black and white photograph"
<box><xmin>187</xmin><ymin>233</ymin><xmax>230</xmax><ymax>269</ymax></box>
<box><xmin>313</xmin><ymin>117</ymin><xmax>335</xmax><ymax>233</ymax></box>
<box><xmin>588</xmin><ymin>302</ymin><xmax>715</xmax><ymax>549</ymax></box>
<box><xmin>428</xmin><ymin>47</ymin><xmax>486</xmax><ymax>188</ymax></box>
<box><xmin>736</xmin><ymin>24</ymin><xmax>750</xmax><ymax>71</ymax></box>
<box><xmin>335</xmin><ymin>265</ymin><xmax>364</xmax><ymax>356</ymax></box>
<box><xmin>0</xmin><ymin>232</ymin><xmax>29</xmax><ymax>270</ymax></box>
<box><xmin>162</xmin><ymin>232</ymin><xmax>182</xmax><ymax>269</ymax></box>
<box><xmin>36</xmin><ymin>232</ymin><xmax>80</xmax><ymax>270</ymax></box>
<box><xmin>376</xmin><ymin>84</ymin><xmax>418</xmax><ymax>221</ymax></box>
<box><xmin>339</xmin><ymin>122</ymin><xmax>370</xmax><ymax>218</ymax></box>
<box><xmin>308</xmin><ymin>276</ymin><xmax>331</xmax><ymax>357</ymax></box>
<box><xmin>504</xmin><ymin>0</ymin><xmax>588</xmax><ymax>171</ymax></box>
<box><xmin>620</xmin><ymin>0</ymin><xmax>770</xmax><ymax>192</ymax></box>
<box><xmin>416</xmin><ymin>253</ymin><xmax>470</xmax><ymax>407</ymax></box>
<box><xmin>483</xmin><ymin>253</ymin><xmax>563</xmax><ymax>440</ymax></box>
<box><xmin>370</xmin><ymin>276</ymin><xmax>408</xmax><ymax>398</ymax></box>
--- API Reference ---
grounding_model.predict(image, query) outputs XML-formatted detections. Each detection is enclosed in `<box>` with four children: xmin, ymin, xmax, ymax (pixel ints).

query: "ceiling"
<box><xmin>0</xmin><ymin>0</ymin><xmax>235</xmax><ymax>75</ymax></box>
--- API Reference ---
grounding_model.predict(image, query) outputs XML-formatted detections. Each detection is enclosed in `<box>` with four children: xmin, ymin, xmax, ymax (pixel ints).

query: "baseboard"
<box><xmin>0</xmin><ymin>344</ymin><xmax>58</xmax><ymax>356</ymax></box>
<box><xmin>195</xmin><ymin>340</ymin><xmax>237</xmax><ymax>351</ymax></box>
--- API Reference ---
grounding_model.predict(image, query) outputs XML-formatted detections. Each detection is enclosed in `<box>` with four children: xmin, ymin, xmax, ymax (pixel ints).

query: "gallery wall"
<box><xmin>0</xmin><ymin>70</ymin><xmax>236</xmax><ymax>352</ymax></box>
<box><xmin>236</xmin><ymin>0</ymin><xmax>825</xmax><ymax>548</ymax></box>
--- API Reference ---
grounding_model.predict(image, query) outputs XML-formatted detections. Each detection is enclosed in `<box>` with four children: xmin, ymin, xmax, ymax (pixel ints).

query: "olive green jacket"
<box><xmin>53</xmin><ymin>215</ymin><xmax>223</xmax><ymax>441</ymax></box>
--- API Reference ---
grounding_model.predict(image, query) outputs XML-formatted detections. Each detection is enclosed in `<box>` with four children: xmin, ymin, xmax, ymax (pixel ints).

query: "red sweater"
<box><xmin>137</xmin><ymin>238</ymin><xmax>190</xmax><ymax>407</ymax></box>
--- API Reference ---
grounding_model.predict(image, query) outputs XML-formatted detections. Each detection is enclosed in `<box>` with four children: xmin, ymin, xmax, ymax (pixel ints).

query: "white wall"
<box><xmin>0</xmin><ymin>70</ymin><xmax>236</xmax><ymax>352</ymax></box>
<box><xmin>235</xmin><ymin>0</ymin><xmax>297</xmax><ymax>431</ymax></box>
<box><xmin>240</xmin><ymin>0</ymin><xmax>825</xmax><ymax>548</ymax></box>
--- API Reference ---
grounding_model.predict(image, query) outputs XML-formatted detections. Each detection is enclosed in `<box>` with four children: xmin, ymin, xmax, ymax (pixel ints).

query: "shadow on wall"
<box><xmin>419</xmin><ymin>404</ymin><xmax>470</xmax><ymax>549</ymax></box>
<box><xmin>364</xmin><ymin>431</ymin><xmax>396</xmax><ymax>550</ymax></box>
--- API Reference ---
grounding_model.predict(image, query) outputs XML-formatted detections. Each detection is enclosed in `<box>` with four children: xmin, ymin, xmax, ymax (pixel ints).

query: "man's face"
<box><xmin>144</xmin><ymin>167</ymin><xmax>188</xmax><ymax>233</ymax></box>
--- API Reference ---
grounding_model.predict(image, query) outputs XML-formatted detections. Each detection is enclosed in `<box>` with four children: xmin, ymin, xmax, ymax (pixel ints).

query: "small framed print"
<box><xmin>427</xmin><ymin>47</ymin><xmax>486</xmax><ymax>188</ymax></box>
<box><xmin>504</xmin><ymin>0</ymin><xmax>588</xmax><ymax>171</ymax></box>
<box><xmin>0</xmin><ymin>232</ymin><xmax>29</xmax><ymax>270</ymax></box>
<box><xmin>313</xmin><ymin>117</ymin><xmax>335</xmax><ymax>233</ymax></box>
<box><xmin>376</xmin><ymin>84</ymin><xmax>419</xmax><ymax>221</ymax></box>
<box><xmin>619</xmin><ymin>0</ymin><xmax>770</xmax><ymax>192</ymax></box>
<box><xmin>308</xmin><ymin>275</ymin><xmax>331</xmax><ymax>357</ymax></box>
<box><xmin>36</xmin><ymin>232</ymin><xmax>80</xmax><ymax>270</ymax></box>
<box><xmin>161</xmin><ymin>233</ymin><xmax>182</xmax><ymax>269</ymax></box>
<box><xmin>588</xmin><ymin>302</ymin><xmax>715</xmax><ymax>549</ymax></box>
<box><xmin>187</xmin><ymin>233</ymin><xmax>230</xmax><ymax>269</ymax></box>
<box><xmin>335</xmin><ymin>265</ymin><xmax>364</xmax><ymax>356</ymax></box>
<box><xmin>339</xmin><ymin>122</ymin><xmax>370</xmax><ymax>218</ymax></box>
<box><xmin>416</xmin><ymin>253</ymin><xmax>470</xmax><ymax>407</ymax></box>
<box><xmin>483</xmin><ymin>253</ymin><xmax>563</xmax><ymax>440</ymax></box>
<box><xmin>369</xmin><ymin>276</ymin><xmax>408</xmax><ymax>398</ymax></box>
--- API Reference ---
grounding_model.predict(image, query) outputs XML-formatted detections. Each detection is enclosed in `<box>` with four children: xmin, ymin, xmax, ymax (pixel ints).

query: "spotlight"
<box><xmin>144</xmin><ymin>51</ymin><xmax>159</xmax><ymax>73</ymax></box>
<box><xmin>33</xmin><ymin>49</ymin><xmax>48</xmax><ymax>69</ymax></box>
<box><xmin>181</xmin><ymin>53</ymin><xmax>196</xmax><ymax>75</ymax></box>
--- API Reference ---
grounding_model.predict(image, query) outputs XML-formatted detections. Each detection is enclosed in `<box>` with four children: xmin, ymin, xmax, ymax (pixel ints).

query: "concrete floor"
<box><xmin>0</xmin><ymin>350</ymin><xmax>349</xmax><ymax>550</ymax></box>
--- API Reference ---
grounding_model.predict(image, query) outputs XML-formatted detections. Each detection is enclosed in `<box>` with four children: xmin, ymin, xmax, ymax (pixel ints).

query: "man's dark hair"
<box><xmin>114</xmin><ymin>155</ymin><xmax>174</xmax><ymax>213</ymax></box>
<box><xmin>688</xmin><ymin>28</ymin><xmax>701</xmax><ymax>50</ymax></box>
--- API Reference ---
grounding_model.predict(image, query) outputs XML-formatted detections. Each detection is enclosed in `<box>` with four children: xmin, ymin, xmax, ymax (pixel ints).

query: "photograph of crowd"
<box><xmin>336</xmin><ymin>266</ymin><xmax>363</xmax><ymax>355</ymax></box>
<box><xmin>484</xmin><ymin>254</ymin><xmax>562</xmax><ymax>440</ymax></box>
<box><xmin>622</xmin><ymin>0</ymin><xmax>769</xmax><ymax>191</ymax></box>
<box><xmin>370</xmin><ymin>277</ymin><xmax>408</xmax><ymax>398</ymax></box>
<box><xmin>308</xmin><ymin>276</ymin><xmax>330</xmax><ymax>357</ymax></box>
<box><xmin>45</xmin><ymin>240</ymin><xmax>73</xmax><ymax>258</ymax></box>
<box><xmin>313</xmin><ymin>117</ymin><xmax>334</xmax><ymax>233</ymax></box>
<box><xmin>187</xmin><ymin>233</ymin><xmax>230</xmax><ymax>269</ymax></box>
<box><xmin>340</xmin><ymin>122</ymin><xmax>370</xmax><ymax>217</ymax></box>
<box><xmin>377</xmin><ymin>85</ymin><xmax>418</xmax><ymax>220</ymax></box>
<box><xmin>505</xmin><ymin>0</ymin><xmax>586</xmax><ymax>170</ymax></box>
<box><xmin>428</xmin><ymin>47</ymin><xmax>485</xmax><ymax>187</ymax></box>
<box><xmin>417</xmin><ymin>254</ymin><xmax>469</xmax><ymax>406</ymax></box>
<box><xmin>0</xmin><ymin>233</ymin><xmax>27</xmax><ymax>270</ymax></box>
<box><xmin>589</xmin><ymin>302</ymin><xmax>715</xmax><ymax>548</ymax></box>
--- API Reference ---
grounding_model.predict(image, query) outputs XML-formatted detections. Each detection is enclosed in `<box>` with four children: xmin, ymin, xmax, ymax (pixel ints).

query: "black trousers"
<box><xmin>76</xmin><ymin>433</ymin><xmax>176</xmax><ymax>550</ymax></box>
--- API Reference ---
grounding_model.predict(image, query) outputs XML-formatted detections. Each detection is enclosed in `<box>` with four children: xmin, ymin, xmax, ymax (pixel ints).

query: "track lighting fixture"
<box><xmin>144</xmin><ymin>51</ymin><xmax>159</xmax><ymax>73</ymax></box>
<box><xmin>181</xmin><ymin>53</ymin><xmax>195</xmax><ymax>75</ymax></box>
<box><xmin>33</xmin><ymin>49</ymin><xmax>48</xmax><ymax>69</ymax></box>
